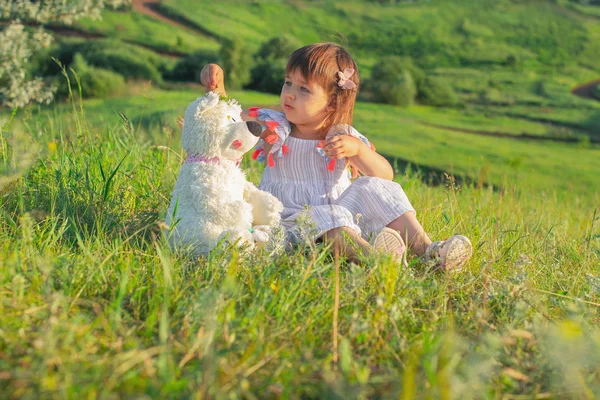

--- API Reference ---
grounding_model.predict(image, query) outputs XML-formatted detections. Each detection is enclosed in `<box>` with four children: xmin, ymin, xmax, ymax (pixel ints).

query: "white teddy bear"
<box><xmin>165</xmin><ymin>91</ymin><xmax>283</xmax><ymax>256</ymax></box>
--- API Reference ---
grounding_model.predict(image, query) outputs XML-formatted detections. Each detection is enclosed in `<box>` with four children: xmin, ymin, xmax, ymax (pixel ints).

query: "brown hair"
<box><xmin>286</xmin><ymin>43</ymin><xmax>359</xmax><ymax>133</ymax></box>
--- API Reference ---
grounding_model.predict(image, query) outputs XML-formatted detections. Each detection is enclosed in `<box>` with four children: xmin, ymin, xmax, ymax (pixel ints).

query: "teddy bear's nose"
<box><xmin>246</xmin><ymin>121</ymin><xmax>262</xmax><ymax>137</ymax></box>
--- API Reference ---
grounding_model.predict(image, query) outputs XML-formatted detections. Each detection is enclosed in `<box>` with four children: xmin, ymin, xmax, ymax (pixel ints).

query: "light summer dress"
<box><xmin>251</xmin><ymin>108</ymin><xmax>415</xmax><ymax>244</ymax></box>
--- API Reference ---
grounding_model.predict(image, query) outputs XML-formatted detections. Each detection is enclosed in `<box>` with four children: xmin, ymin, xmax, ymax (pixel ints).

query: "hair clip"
<box><xmin>337</xmin><ymin>68</ymin><xmax>356</xmax><ymax>90</ymax></box>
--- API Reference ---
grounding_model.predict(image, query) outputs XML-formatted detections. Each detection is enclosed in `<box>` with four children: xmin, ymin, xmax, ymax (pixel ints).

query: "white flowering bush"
<box><xmin>0</xmin><ymin>0</ymin><xmax>131</xmax><ymax>24</ymax></box>
<box><xmin>0</xmin><ymin>0</ymin><xmax>131</xmax><ymax>108</ymax></box>
<box><xmin>0</xmin><ymin>24</ymin><xmax>55</xmax><ymax>108</ymax></box>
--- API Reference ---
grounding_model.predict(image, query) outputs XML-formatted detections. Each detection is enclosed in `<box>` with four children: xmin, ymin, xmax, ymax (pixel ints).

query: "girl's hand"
<box><xmin>200</xmin><ymin>63</ymin><xmax>227</xmax><ymax>96</ymax></box>
<box><xmin>323</xmin><ymin>135</ymin><xmax>364</xmax><ymax>159</ymax></box>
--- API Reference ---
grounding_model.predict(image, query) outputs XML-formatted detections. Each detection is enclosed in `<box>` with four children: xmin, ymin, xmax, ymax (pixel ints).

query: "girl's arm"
<box><xmin>349</xmin><ymin>142</ymin><xmax>394</xmax><ymax>180</ymax></box>
<box><xmin>200</xmin><ymin>63</ymin><xmax>259</xmax><ymax>123</ymax></box>
<box><xmin>200</xmin><ymin>64</ymin><xmax>227</xmax><ymax>96</ymax></box>
<box><xmin>324</xmin><ymin>135</ymin><xmax>394</xmax><ymax>180</ymax></box>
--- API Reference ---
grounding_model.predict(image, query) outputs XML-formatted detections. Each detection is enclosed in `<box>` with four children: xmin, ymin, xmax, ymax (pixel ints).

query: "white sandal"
<box><xmin>370</xmin><ymin>227</ymin><xmax>407</xmax><ymax>265</ymax></box>
<box><xmin>423</xmin><ymin>235</ymin><xmax>473</xmax><ymax>272</ymax></box>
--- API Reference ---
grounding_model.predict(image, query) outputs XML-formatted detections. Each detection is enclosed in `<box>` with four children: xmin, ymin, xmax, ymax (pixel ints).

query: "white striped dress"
<box><xmin>257</xmin><ymin>133</ymin><xmax>415</xmax><ymax>244</ymax></box>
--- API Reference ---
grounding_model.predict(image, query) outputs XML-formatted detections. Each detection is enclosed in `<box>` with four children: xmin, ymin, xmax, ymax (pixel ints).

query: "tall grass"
<box><xmin>1</xmin><ymin>94</ymin><xmax>599</xmax><ymax>398</ymax></box>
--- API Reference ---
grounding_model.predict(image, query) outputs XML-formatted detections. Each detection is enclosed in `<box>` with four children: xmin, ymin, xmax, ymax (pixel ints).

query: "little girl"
<box><xmin>200</xmin><ymin>43</ymin><xmax>472</xmax><ymax>271</ymax></box>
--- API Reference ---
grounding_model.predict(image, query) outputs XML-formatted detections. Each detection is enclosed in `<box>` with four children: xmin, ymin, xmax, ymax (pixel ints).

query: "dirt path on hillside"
<box><xmin>131</xmin><ymin>0</ymin><xmax>219</xmax><ymax>39</ymax></box>
<box><xmin>572</xmin><ymin>79</ymin><xmax>600</xmax><ymax>101</ymax></box>
<box><xmin>132</xmin><ymin>0</ymin><xmax>190</xmax><ymax>31</ymax></box>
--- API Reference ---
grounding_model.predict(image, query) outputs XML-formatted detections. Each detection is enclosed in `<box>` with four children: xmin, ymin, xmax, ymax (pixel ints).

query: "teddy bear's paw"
<box><xmin>220</xmin><ymin>228</ymin><xmax>255</xmax><ymax>250</ymax></box>
<box><xmin>252</xmin><ymin>225</ymin><xmax>271</xmax><ymax>244</ymax></box>
<box><xmin>251</xmin><ymin>192</ymin><xmax>284</xmax><ymax>226</ymax></box>
<box><xmin>264</xmin><ymin>194</ymin><xmax>284</xmax><ymax>214</ymax></box>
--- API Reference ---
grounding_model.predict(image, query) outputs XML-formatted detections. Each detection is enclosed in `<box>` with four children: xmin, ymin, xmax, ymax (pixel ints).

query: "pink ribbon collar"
<box><xmin>185</xmin><ymin>154</ymin><xmax>242</xmax><ymax>167</ymax></box>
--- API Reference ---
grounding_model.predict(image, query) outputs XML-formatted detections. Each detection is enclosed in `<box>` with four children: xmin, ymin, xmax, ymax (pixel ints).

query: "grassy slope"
<box><xmin>12</xmin><ymin>88</ymin><xmax>599</xmax><ymax>197</ymax></box>
<box><xmin>67</xmin><ymin>0</ymin><xmax>600</xmax><ymax>138</ymax></box>
<box><xmin>1</xmin><ymin>104</ymin><xmax>599</xmax><ymax>397</ymax></box>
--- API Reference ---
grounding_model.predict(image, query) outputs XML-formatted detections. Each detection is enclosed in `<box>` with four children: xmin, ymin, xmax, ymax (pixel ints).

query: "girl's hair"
<box><xmin>286</xmin><ymin>43</ymin><xmax>359</xmax><ymax>132</ymax></box>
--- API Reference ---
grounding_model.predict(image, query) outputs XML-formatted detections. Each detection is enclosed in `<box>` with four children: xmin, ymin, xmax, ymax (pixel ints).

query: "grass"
<box><xmin>354</xmin><ymin>103</ymin><xmax>600</xmax><ymax>198</ymax></box>
<box><xmin>1</xmin><ymin>97</ymin><xmax>599</xmax><ymax>397</ymax></box>
<box><xmin>2</xmin><ymin>0</ymin><xmax>600</xmax><ymax>395</ymax></box>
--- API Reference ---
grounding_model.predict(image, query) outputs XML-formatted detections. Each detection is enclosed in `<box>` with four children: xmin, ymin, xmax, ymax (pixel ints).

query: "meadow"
<box><xmin>1</xmin><ymin>0</ymin><xmax>600</xmax><ymax>398</ymax></box>
<box><xmin>1</xmin><ymin>85</ymin><xmax>599</xmax><ymax>398</ymax></box>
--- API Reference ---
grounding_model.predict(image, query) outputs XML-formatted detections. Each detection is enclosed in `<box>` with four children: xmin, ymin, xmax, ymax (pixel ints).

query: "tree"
<box><xmin>254</xmin><ymin>35</ymin><xmax>299</xmax><ymax>62</ymax></box>
<box><xmin>248</xmin><ymin>35</ymin><xmax>299</xmax><ymax>94</ymax></box>
<box><xmin>165</xmin><ymin>50</ymin><xmax>219</xmax><ymax>82</ymax></box>
<box><xmin>0</xmin><ymin>0</ymin><xmax>130</xmax><ymax>108</ymax></box>
<box><xmin>219</xmin><ymin>38</ymin><xmax>253</xmax><ymax>90</ymax></box>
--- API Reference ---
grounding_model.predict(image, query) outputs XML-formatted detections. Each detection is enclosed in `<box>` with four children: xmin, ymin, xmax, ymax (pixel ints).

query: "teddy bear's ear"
<box><xmin>195</xmin><ymin>91</ymin><xmax>221</xmax><ymax>118</ymax></box>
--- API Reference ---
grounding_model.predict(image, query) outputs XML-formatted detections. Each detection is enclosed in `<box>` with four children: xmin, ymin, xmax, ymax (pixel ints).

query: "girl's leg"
<box><xmin>322</xmin><ymin>227</ymin><xmax>372</xmax><ymax>264</ymax></box>
<box><xmin>386</xmin><ymin>212</ymin><xmax>473</xmax><ymax>271</ymax></box>
<box><xmin>386</xmin><ymin>211</ymin><xmax>431</xmax><ymax>256</ymax></box>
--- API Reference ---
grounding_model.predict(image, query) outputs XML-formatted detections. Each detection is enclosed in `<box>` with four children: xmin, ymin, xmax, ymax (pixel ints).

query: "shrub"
<box><xmin>594</xmin><ymin>84</ymin><xmax>600</xmax><ymax>100</ymax></box>
<box><xmin>372</xmin><ymin>69</ymin><xmax>417</xmax><ymax>106</ymax></box>
<box><xmin>477</xmin><ymin>88</ymin><xmax>514</xmax><ymax>106</ymax></box>
<box><xmin>534</xmin><ymin>80</ymin><xmax>550</xmax><ymax>97</ymax></box>
<box><xmin>370</xmin><ymin>56</ymin><xmax>425</xmax><ymax>91</ymax></box>
<box><xmin>505</xmin><ymin>54</ymin><xmax>519</xmax><ymax>68</ymax></box>
<box><xmin>418</xmin><ymin>77</ymin><xmax>459</xmax><ymax>107</ymax></box>
<box><xmin>43</xmin><ymin>39</ymin><xmax>168</xmax><ymax>83</ymax></box>
<box><xmin>220</xmin><ymin>38</ymin><xmax>252</xmax><ymax>90</ymax></box>
<box><xmin>55</xmin><ymin>54</ymin><xmax>124</xmax><ymax>100</ymax></box>
<box><xmin>165</xmin><ymin>50</ymin><xmax>219</xmax><ymax>82</ymax></box>
<box><xmin>367</xmin><ymin>56</ymin><xmax>425</xmax><ymax>106</ymax></box>
<box><xmin>84</xmin><ymin>50</ymin><xmax>163</xmax><ymax>83</ymax></box>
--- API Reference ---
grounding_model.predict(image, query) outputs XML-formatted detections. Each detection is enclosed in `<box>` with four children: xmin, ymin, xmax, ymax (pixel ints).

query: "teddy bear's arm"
<box><xmin>244</xmin><ymin>182</ymin><xmax>283</xmax><ymax>227</ymax></box>
<box><xmin>189</xmin><ymin>183</ymin><xmax>255</xmax><ymax>249</ymax></box>
<box><xmin>189</xmin><ymin>181</ymin><xmax>254</xmax><ymax>227</ymax></box>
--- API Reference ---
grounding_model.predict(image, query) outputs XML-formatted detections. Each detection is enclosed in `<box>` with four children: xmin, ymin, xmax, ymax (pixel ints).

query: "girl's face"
<box><xmin>280</xmin><ymin>69</ymin><xmax>331</xmax><ymax>129</ymax></box>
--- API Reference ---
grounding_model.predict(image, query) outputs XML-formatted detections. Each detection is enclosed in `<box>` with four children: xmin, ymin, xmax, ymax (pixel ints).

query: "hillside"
<box><xmin>5</xmin><ymin>0</ymin><xmax>600</xmax><ymax>194</ymax></box>
<box><xmin>158</xmin><ymin>0</ymin><xmax>599</xmax><ymax>72</ymax></box>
